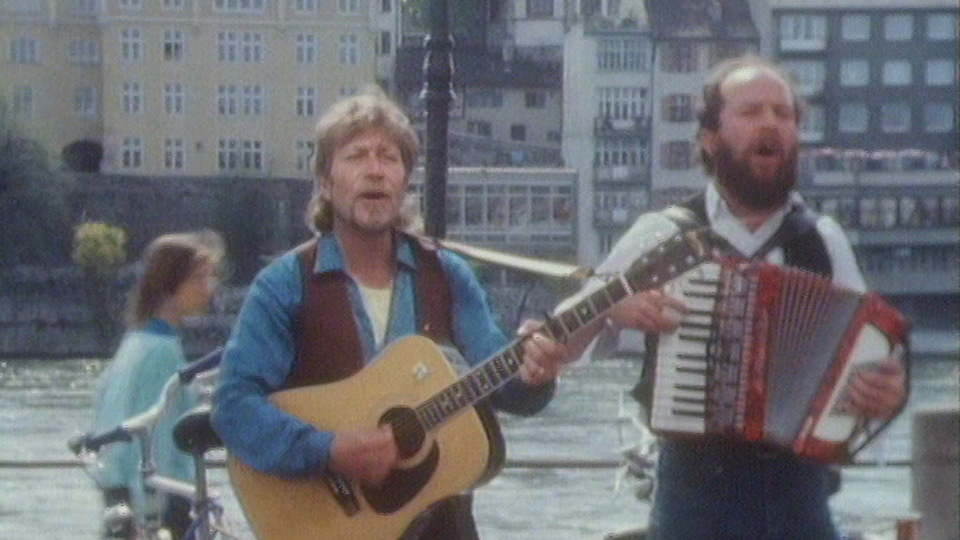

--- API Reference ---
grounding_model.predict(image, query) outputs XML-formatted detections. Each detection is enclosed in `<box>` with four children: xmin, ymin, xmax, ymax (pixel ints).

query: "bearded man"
<box><xmin>559</xmin><ymin>56</ymin><xmax>907</xmax><ymax>540</ymax></box>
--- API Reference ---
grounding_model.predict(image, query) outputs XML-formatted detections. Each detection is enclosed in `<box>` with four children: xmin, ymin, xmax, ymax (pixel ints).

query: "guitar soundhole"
<box><xmin>380</xmin><ymin>407</ymin><xmax>425</xmax><ymax>458</ymax></box>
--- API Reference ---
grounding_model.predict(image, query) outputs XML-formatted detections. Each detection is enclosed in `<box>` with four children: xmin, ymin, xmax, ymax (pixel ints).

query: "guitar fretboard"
<box><xmin>416</xmin><ymin>229</ymin><xmax>710</xmax><ymax>432</ymax></box>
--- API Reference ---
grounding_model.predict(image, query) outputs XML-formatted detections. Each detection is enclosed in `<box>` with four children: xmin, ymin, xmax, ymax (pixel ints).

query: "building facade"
<box><xmin>1</xmin><ymin>0</ymin><xmax>399</xmax><ymax>177</ymax></box>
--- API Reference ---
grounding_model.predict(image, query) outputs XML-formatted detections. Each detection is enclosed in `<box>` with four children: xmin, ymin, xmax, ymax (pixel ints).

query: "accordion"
<box><xmin>650</xmin><ymin>257</ymin><xmax>909</xmax><ymax>463</ymax></box>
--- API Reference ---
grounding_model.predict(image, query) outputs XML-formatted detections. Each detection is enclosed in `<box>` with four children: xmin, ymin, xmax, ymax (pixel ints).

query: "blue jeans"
<box><xmin>650</xmin><ymin>439</ymin><xmax>840</xmax><ymax>540</ymax></box>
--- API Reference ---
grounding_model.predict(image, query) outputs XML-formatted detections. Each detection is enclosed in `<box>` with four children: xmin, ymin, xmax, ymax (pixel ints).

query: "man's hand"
<box><xmin>328</xmin><ymin>425</ymin><xmax>398</xmax><ymax>485</ymax></box>
<box><xmin>608</xmin><ymin>289</ymin><xmax>687</xmax><ymax>334</ymax></box>
<box><xmin>843</xmin><ymin>351</ymin><xmax>907</xmax><ymax>420</ymax></box>
<box><xmin>516</xmin><ymin>319</ymin><xmax>571</xmax><ymax>386</ymax></box>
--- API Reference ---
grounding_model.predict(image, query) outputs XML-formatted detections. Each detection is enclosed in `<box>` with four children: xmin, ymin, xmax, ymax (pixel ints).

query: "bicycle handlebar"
<box><xmin>178</xmin><ymin>347</ymin><xmax>223</xmax><ymax>384</ymax></box>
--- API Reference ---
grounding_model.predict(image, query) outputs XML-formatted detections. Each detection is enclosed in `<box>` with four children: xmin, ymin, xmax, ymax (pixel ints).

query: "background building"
<box><xmin>2</xmin><ymin>0</ymin><xmax>399</xmax><ymax>177</ymax></box>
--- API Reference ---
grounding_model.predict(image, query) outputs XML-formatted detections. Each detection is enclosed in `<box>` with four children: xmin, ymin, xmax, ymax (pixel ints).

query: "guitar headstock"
<box><xmin>623</xmin><ymin>227</ymin><xmax>715</xmax><ymax>293</ymax></box>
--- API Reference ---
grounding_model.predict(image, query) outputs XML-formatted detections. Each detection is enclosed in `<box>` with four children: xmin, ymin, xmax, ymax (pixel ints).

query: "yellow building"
<box><xmin>1</xmin><ymin>0</ymin><xmax>399</xmax><ymax>177</ymax></box>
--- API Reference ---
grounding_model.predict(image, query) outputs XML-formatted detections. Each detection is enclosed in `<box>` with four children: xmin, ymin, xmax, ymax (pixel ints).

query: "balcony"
<box><xmin>594</xmin><ymin>116</ymin><xmax>651</xmax><ymax>139</ymax></box>
<box><xmin>594</xmin><ymin>164</ymin><xmax>649</xmax><ymax>185</ymax></box>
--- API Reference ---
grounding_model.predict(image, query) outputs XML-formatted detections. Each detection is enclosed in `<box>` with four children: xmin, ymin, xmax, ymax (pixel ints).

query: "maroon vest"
<box><xmin>286</xmin><ymin>235</ymin><xmax>453</xmax><ymax>389</ymax></box>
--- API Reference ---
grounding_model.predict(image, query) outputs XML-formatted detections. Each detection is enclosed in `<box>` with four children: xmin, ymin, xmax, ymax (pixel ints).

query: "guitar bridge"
<box><xmin>324</xmin><ymin>474</ymin><xmax>360</xmax><ymax>516</ymax></box>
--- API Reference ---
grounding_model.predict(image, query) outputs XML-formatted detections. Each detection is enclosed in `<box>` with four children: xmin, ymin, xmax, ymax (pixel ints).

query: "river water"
<box><xmin>0</xmin><ymin>353</ymin><xmax>957</xmax><ymax>540</ymax></box>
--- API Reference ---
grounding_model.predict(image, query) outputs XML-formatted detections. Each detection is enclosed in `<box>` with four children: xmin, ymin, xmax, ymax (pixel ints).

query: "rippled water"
<box><xmin>0</xmin><ymin>355</ymin><xmax>956</xmax><ymax>540</ymax></box>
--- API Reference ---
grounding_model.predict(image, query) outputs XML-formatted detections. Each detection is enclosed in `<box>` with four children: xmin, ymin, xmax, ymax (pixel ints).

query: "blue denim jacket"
<box><xmin>212</xmin><ymin>234</ymin><xmax>554</xmax><ymax>477</ymax></box>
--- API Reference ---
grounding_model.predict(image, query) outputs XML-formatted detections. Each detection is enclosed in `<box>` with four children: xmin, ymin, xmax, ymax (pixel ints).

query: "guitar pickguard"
<box><xmin>362</xmin><ymin>442</ymin><xmax>440</xmax><ymax>514</ymax></box>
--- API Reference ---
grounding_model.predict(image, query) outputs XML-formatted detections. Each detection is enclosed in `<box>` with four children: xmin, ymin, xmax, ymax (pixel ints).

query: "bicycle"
<box><xmin>69</xmin><ymin>347</ymin><xmax>239</xmax><ymax>540</ymax></box>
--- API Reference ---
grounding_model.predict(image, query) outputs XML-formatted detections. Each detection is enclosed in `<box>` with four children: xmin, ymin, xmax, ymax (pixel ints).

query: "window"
<box><xmin>841</xmin><ymin>14</ymin><xmax>870</xmax><ymax>41</ymax></box>
<box><xmin>597</xmin><ymin>87</ymin><xmax>648</xmax><ymax>119</ymax></box>
<box><xmin>296</xmin><ymin>140</ymin><xmax>315</xmax><ymax>172</ymax></box>
<box><xmin>215</xmin><ymin>0</ymin><xmax>265</xmax><ymax>12</ymax></box>
<box><xmin>10</xmin><ymin>37</ymin><xmax>39</xmax><ymax>64</ymax></box>
<box><xmin>163</xmin><ymin>30</ymin><xmax>184</xmax><ymax>61</ymax></box>
<box><xmin>661</xmin><ymin>42</ymin><xmax>697</xmax><ymax>73</ymax></box>
<box><xmin>840</xmin><ymin>60</ymin><xmax>870</xmax><ymax>86</ymax></box>
<box><xmin>218</xmin><ymin>32</ymin><xmax>239</xmax><ymax>62</ymax></box>
<box><xmin>218</xmin><ymin>84</ymin><xmax>238</xmax><ymax>115</ymax></box>
<box><xmin>163</xmin><ymin>0</ymin><xmax>184</xmax><ymax>9</ymax></box>
<box><xmin>339</xmin><ymin>34</ymin><xmax>359</xmax><ymax>65</ymax></box>
<box><xmin>465</xmin><ymin>90</ymin><xmax>503</xmax><ymax>108</ymax></box>
<box><xmin>525</xmin><ymin>91</ymin><xmax>547</xmax><ymax>109</ymax></box>
<box><xmin>882</xmin><ymin>60</ymin><xmax>912</xmax><ymax>86</ymax></box>
<box><xmin>381</xmin><ymin>0</ymin><xmax>392</xmax><ymax>13</ymax></box>
<box><xmin>122</xmin><ymin>82</ymin><xmax>143</xmax><ymax>113</ymax></box>
<box><xmin>595</xmin><ymin>139</ymin><xmax>645</xmax><ymax>167</ymax></box>
<box><xmin>800</xmin><ymin>105</ymin><xmax>824</xmax><ymax>142</ymax></box>
<box><xmin>662</xmin><ymin>94</ymin><xmax>693</xmax><ymax>122</ymax></box>
<box><xmin>378</xmin><ymin>31</ymin><xmax>391</xmax><ymax>56</ymax></box>
<box><xmin>74</xmin><ymin>86</ymin><xmax>97</xmax><ymax>115</ymax></box>
<box><xmin>924</xmin><ymin>103</ymin><xmax>954</xmax><ymax>133</ymax></box>
<box><xmin>119</xmin><ymin>0</ymin><xmax>141</xmax><ymax>8</ymax></box>
<box><xmin>881</xmin><ymin>103</ymin><xmax>911</xmax><ymax>133</ymax></box>
<box><xmin>295</xmin><ymin>34</ymin><xmax>318</xmax><ymax>64</ymax></box>
<box><xmin>927</xmin><ymin>13</ymin><xmax>958</xmax><ymax>40</ymax></box>
<box><xmin>839</xmin><ymin>103</ymin><xmax>868</xmax><ymax>133</ymax></box>
<box><xmin>296</xmin><ymin>0</ymin><xmax>318</xmax><ymax>11</ymax></box>
<box><xmin>242</xmin><ymin>85</ymin><xmax>264</xmax><ymax>116</ymax></box>
<box><xmin>527</xmin><ymin>0</ymin><xmax>553</xmax><ymax>18</ymax></box>
<box><xmin>779</xmin><ymin>14</ymin><xmax>827</xmax><ymax>50</ymax></box>
<box><xmin>510</xmin><ymin>124</ymin><xmax>526</xmax><ymax>141</ymax></box>
<box><xmin>467</xmin><ymin>121</ymin><xmax>492</xmax><ymax>137</ymax></box>
<box><xmin>297</xmin><ymin>86</ymin><xmax>317</xmax><ymax>117</ymax></box>
<box><xmin>163</xmin><ymin>139</ymin><xmax>185</xmax><ymax>170</ymax></box>
<box><xmin>926</xmin><ymin>60</ymin><xmax>956</xmax><ymax>86</ymax></box>
<box><xmin>11</xmin><ymin>86</ymin><xmax>33</xmax><ymax>117</ymax></box>
<box><xmin>69</xmin><ymin>39</ymin><xmax>100</xmax><ymax>64</ymax></box>
<box><xmin>661</xmin><ymin>141</ymin><xmax>692</xmax><ymax>170</ymax></box>
<box><xmin>241</xmin><ymin>32</ymin><xmax>264</xmax><ymax>63</ymax></box>
<box><xmin>338</xmin><ymin>0</ymin><xmax>360</xmax><ymax>14</ymax></box>
<box><xmin>884</xmin><ymin>14</ymin><xmax>913</xmax><ymax>41</ymax></box>
<box><xmin>163</xmin><ymin>83</ymin><xmax>184</xmax><ymax>114</ymax></box>
<box><xmin>784</xmin><ymin>61</ymin><xmax>825</xmax><ymax>95</ymax></box>
<box><xmin>597</xmin><ymin>38</ymin><xmax>647</xmax><ymax>72</ymax></box>
<box><xmin>120</xmin><ymin>28</ymin><xmax>142</xmax><ymax>61</ymax></box>
<box><xmin>73</xmin><ymin>0</ymin><xmax>99</xmax><ymax>14</ymax></box>
<box><xmin>121</xmin><ymin>137</ymin><xmax>142</xmax><ymax>169</ymax></box>
<box><xmin>218</xmin><ymin>139</ymin><xmax>263</xmax><ymax>171</ymax></box>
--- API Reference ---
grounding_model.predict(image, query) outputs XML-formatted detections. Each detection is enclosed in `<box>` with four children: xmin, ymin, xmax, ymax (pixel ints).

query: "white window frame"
<box><xmin>164</xmin><ymin>83</ymin><xmax>185</xmax><ymax>114</ymax></box>
<box><xmin>779</xmin><ymin>14</ymin><xmax>827</xmax><ymax>51</ymax></box>
<box><xmin>74</xmin><ymin>86</ymin><xmax>98</xmax><ymax>115</ymax></box>
<box><xmin>163</xmin><ymin>29</ymin><xmax>185</xmax><ymax>62</ymax></box>
<box><xmin>163</xmin><ymin>138</ymin><xmax>185</xmax><ymax>170</ymax></box>
<box><xmin>122</xmin><ymin>81</ymin><xmax>143</xmax><ymax>114</ymax></box>
<box><xmin>11</xmin><ymin>37</ymin><xmax>39</xmax><ymax>64</ymax></box>
<box><xmin>121</xmin><ymin>28</ymin><xmax>142</xmax><ymax>61</ymax></box>
<box><xmin>296</xmin><ymin>33</ymin><xmax>318</xmax><ymax>64</ymax></box>
<box><xmin>121</xmin><ymin>137</ymin><xmax>143</xmax><ymax>169</ymax></box>
<box><xmin>241</xmin><ymin>32</ymin><xmax>264</xmax><ymax>63</ymax></box>
<box><xmin>218</xmin><ymin>84</ymin><xmax>238</xmax><ymax>116</ymax></box>
<box><xmin>339</xmin><ymin>34</ymin><xmax>359</xmax><ymax>65</ymax></box>
<box><xmin>297</xmin><ymin>86</ymin><xmax>317</xmax><ymax>117</ymax></box>
<box><xmin>218</xmin><ymin>32</ymin><xmax>239</xmax><ymax>62</ymax></box>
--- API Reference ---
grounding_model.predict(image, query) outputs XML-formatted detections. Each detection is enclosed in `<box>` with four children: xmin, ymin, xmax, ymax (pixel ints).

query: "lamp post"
<box><xmin>420</xmin><ymin>0</ymin><xmax>454</xmax><ymax>238</ymax></box>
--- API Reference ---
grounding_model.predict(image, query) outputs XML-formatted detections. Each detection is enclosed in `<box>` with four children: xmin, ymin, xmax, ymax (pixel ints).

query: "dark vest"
<box><xmin>286</xmin><ymin>234</ymin><xmax>453</xmax><ymax>389</ymax></box>
<box><xmin>633</xmin><ymin>193</ymin><xmax>834</xmax><ymax>408</ymax></box>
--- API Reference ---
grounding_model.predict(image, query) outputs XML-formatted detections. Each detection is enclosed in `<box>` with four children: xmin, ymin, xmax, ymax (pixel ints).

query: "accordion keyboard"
<box><xmin>650</xmin><ymin>263</ymin><xmax>723</xmax><ymax>435</ymax></box>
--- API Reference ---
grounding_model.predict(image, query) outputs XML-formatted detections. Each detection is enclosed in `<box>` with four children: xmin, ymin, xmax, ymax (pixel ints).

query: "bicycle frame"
<box><xmin>70</xmin><ymin>348</ymin><xmax>225</xmax><ymax>540</ymax></box>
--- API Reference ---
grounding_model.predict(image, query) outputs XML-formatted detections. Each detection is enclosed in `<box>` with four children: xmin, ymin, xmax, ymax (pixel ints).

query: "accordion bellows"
<box><xmin>651</xmin><ymin>257</ymin><xmax>910</xmax><ymax>463</ymax></box>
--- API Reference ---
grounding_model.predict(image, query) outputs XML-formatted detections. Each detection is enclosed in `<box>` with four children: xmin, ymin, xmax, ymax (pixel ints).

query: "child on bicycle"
<box><xmin>90</xmin><ymin>231</ymin><xmax>223</xmax><ymax>540</ymax></box>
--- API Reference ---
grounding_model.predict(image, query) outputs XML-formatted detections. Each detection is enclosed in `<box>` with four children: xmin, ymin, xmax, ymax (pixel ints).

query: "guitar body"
<box><xmin>227</xmin><ymin>335</ymin><xmax>505</xmax><ymax>540</ymax></box>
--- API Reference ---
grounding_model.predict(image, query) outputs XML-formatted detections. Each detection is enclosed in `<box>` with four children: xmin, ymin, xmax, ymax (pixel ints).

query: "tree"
<box><xmin>0</xmin><ymin>98</ymin><xmax>74</xmax><ymax>267</ymax></box>
<box><xmin>73</xmin><ymin>221</ymin><xmax>128</xmax><ymax>348</ymax></box>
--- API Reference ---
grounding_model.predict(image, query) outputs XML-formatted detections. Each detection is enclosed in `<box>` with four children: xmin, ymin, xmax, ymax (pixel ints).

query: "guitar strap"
<box><xmin>288</xmin><ymin>233</ymin><xmax>452</xmax><ymax>388</ymax></box>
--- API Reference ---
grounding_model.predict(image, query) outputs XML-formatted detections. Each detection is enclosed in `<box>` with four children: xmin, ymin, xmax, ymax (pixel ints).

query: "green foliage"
<box><xmin>73</xmin><ymin>221</ymin><xmax>128</xmax><ymax>276</ymax></box>
<box><xmin>0</xmin><ymin>99</ymin><xmax>75</xmax><ymax>267</ymax></box>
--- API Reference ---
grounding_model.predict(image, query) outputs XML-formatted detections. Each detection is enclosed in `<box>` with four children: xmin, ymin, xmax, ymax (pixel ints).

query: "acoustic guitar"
<box><xmin>227</xmin><ymin>227</ymin><xmax>711</xmax><ymax>540</ymax></box>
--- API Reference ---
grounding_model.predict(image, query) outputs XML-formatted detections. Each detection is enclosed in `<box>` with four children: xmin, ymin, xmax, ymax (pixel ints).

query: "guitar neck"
<box><xmin>416</xmin><ymin>228</ymin><xmax>710</xmax><ymax>432</ymax></box>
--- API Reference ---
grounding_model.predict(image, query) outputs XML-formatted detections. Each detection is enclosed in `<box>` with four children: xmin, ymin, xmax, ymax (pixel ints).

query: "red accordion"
<box><xmin>650</xmin><ymin>257</ymin><xmax>910</xmax><ymax>463</ymax></box>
